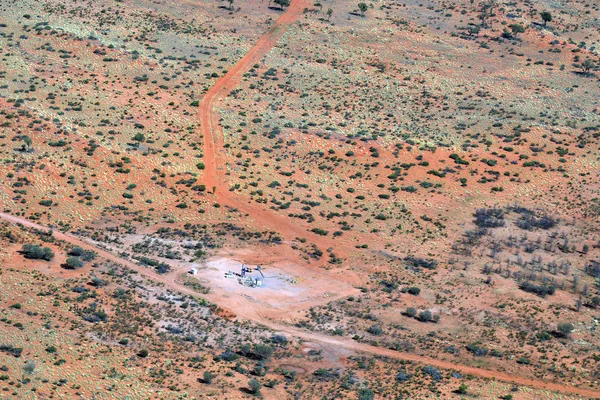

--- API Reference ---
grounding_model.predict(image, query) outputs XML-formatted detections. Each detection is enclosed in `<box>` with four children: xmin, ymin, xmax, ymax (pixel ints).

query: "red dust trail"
<box><xmin>197</xmin><ymin>0</ymin><xmax>346</xmax><ymax>255</ymax></box>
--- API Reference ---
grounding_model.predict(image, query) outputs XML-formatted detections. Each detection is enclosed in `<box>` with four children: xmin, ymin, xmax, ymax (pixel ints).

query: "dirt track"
<box><xmin>200</xmin><ymin>0</ymin><xmax>310</xmax><ymax>193</ymax></box>
<box><xmin>1</xmin><ymin>1</ymin><xmax>598</xmax><ymax>398</ymax></box>
<box><xmin>197</xmin><ymin>0</ymin><xmax>348</xmax><ymax>259</ymax></box>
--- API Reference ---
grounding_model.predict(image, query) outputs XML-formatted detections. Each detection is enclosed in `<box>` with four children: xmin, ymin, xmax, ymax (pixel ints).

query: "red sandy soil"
<box><xmin>1</xmin><ymin>0</ymin><xmax>598</xmax><ymax>397</ymax></box>
<box><xmin>2</xmin><ymin>191</ymin><xmax>598</xmax><ymax>398</ymax></box>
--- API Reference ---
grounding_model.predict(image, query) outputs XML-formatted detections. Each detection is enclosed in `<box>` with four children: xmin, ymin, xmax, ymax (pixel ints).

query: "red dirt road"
<box><xmin>197</xmin><ymin>0</ymin><xmax>348</xmax><ymax>258</ymax></box>
<box><xmin>200</xmin><ymin>0</ymin><xmax>310</xmax><ymax>193</ymax></box>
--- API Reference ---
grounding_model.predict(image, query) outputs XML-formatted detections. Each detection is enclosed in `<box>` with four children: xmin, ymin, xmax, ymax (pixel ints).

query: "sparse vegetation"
<box><xmin>0</xmin><ymin>0</ymin><xmax>597</xmax><ymax>397</ymax></box>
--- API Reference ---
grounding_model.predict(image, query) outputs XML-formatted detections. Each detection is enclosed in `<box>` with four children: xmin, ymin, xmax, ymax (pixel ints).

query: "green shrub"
<box><xmin>248</xmin><ymin>379</ymin><xmax>261</xmax><ymax>395</ymax></box>
<box><xmin>21</xmin><ymin>244</ymin><xmax>54</xmax><ymax>261</ymax></box>
<box><xmin>358</xmin><ymin>388</ymin><xmax>375</xmax><ymax>400</ymax></box>
<box><xmin>137</xmin><ymin>349</ymin><xmax>149</xmax><ymax>358</ymax></box>
<box><xmin>311</xmin><ymin>228</ymin><xmax>329</xmax><ymax>236</ymax></box>
<box><xmin>64</xmin><ymin>257</ymin><xmax>84</xmax><ymax>269</ymax></box>
<box><xmin>367</xmin><ymin>325</ymin><xmax>383</xmax><ymax>335</ymax></box>
<box><xmin>556</xmin><ymin>323</ymin><xmax>574</xmax><ymax>337</ymax></box>
<box><xmin>219</xmin><ymin>349</ymin><xmax>239</xmax><ymax>362</ymax></box>
<box><xmin>69</xmin><ymin>246</ymin><xmax>84</xmax><ymax>256</ymax></box>
<box><xmin>407</xmin><ymin>287</ymin><xmax>421</xmax><ymax>296</ymax></box>
<box><xmin>203</xmin><ymin>371</ymin><xmax>216</xmax><ymax>384</ymax></box>
<box><xmin>253</xmin><ymin>344</ymin><xmax>274</xmax><ymax>360</ymax></box>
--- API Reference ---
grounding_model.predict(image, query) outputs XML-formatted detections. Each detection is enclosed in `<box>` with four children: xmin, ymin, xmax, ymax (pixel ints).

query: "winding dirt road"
<box><xmin>0</xmin><ymin>212</ymin><xmax>598</xmax><ymax>397</ymax></box>
<box><xmin>198</xmin><ymin>0</ymin><xmax>349</xmax><ymax>257</ymax></box>
<box><xmin>200</xmin><ymin>0</ymin><xmax>310</xmax><ymax>194</ymax></box>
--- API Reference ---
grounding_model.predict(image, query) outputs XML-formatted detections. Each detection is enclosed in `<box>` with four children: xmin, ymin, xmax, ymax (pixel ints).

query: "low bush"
<box><xmin>21</xmin><ymin>244</ymin><xmax>54</xmax><ymax>261</ymax></box>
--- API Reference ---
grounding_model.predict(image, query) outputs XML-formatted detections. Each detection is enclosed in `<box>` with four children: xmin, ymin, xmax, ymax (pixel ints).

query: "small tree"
<box><xmin>419</xmin><ymin>310</ymin><xmax>432</xmax><ymax>322</ymax></box>
<box><xmin>457</xmin><ymin>383</ymin><xmax>468</xmax><ymax>394</ymax></box>
<box><xmin>270</xmin><ymin>334</ymin><xmax>288</xmax><ymax>347</ymax></box>
<box><xmin>580</xmin><ymin>59</ymin><xmax>594</xmax><ymax>74</ymax></box>
<box><xmin>478</xmin><ymin>0</ymin><xmax>494</xmax><ymax>27</ymax></box>
<box><xmin>65</xmin><ymin>256</ymin><xmax>84</xmax><ymax>269</ymax></box>
<box><xmin>557</xmin><ymin>323</ymin><xmax>574</xmax><ymax>338</ymax></box>
<box><xmin>509</xmin><ymin>23</ymin><xmax>525</xmax><ymax>37</ymax></box>
<box><xmin>407</xmin><ymin>287</ymin><xmax>421</xmax><ymax>296</ymax></box>
<box><xmin>253</xmin><ymin>363</ymin><xmax>266</xmax><ymax>376</ymax></box>
<box><xmin>22</xmin><ymin>244</ymin><xmax>54</xmax><ymax>261</ymax></box>
<box><xmin>137</xmin><ymin>349</ymin><xmax>149</xmax><ymax>358</ymax></box>
<box><xmin>253</xmin><ymin>343</ymin><xmax>273</xmax><ymax>360</ymax></box>
<box><xmin>23</xmin><ymin>361</ymin><xmax>36</xmax><ymax>374</ymax></box>
<box><xmin>358</xmin><ymin>2</ymin><xmax>368</xmax><ymax>16</ymax></box>
<box><xmin>228</xmin><ymin>0</ymin><xmax>234</xmax><ymax>10</ymax></box>
<box><xmin>69</xmin><ymin>246</ymin><xmax>84</xmax><ymax>256</ymax></box>
<box><xmin>42</xmin><ymin>247</ymin><xmax>54</xmax><ymax>261</ymax></box>
<box><xmin>22</xmin><ymin>244</ymin><xmax>44</xmax><ymax>259</ymax></box>
<box><xmin>248</xmin><ymin>378</ymin><xmax>262</xmax><ymax>395</ymax></box>
<box><xmin>274</xmin><ymin>0</ymin><xmax>289</xmax><ymax>9</ymax></box>
<box><xmin>575</xmin><ymin>296</ymin><xmax>583</xmax><ymax>312</ymax></box>
<box><xmin>90</xmin><ymin>277</ymin><xmax>107</xmax><ymax>287</ymax></box>
<box><xmin>203</xmin><ymin>370</ymin><xmax>216</xmax><ymax>384</ymax></box>
<box><xmin>326</xmin><ymin>8</ymin><xmax>333</xmax><ymax>21</ymax></box>
<box><xmin>21</xmin><ymin>136</ymin><xmax>32</xmax><ymax>151</ymax></box>
<box><xmin>396</xmin><ymin>371</ymin><xmax>411</xmax><ymax>382</ymax></box>
<box><xmin>358</xmin><ymin>388</ymin><xmax>375</xmax><ymax>400</ymax></box>
<box><xmin>540</xmin><ymin>11</ymin><xmax>552</xmax><ymax>26</ymax></box>
<box><xmin>467</xmin><ymin>25</ymin><xmax>480</xmax><ymax>36</ymax></box>
<box><xmin>405</xmin><ymin>307</ymin><xmax>417</xmax><ymax>317</ymax></box>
